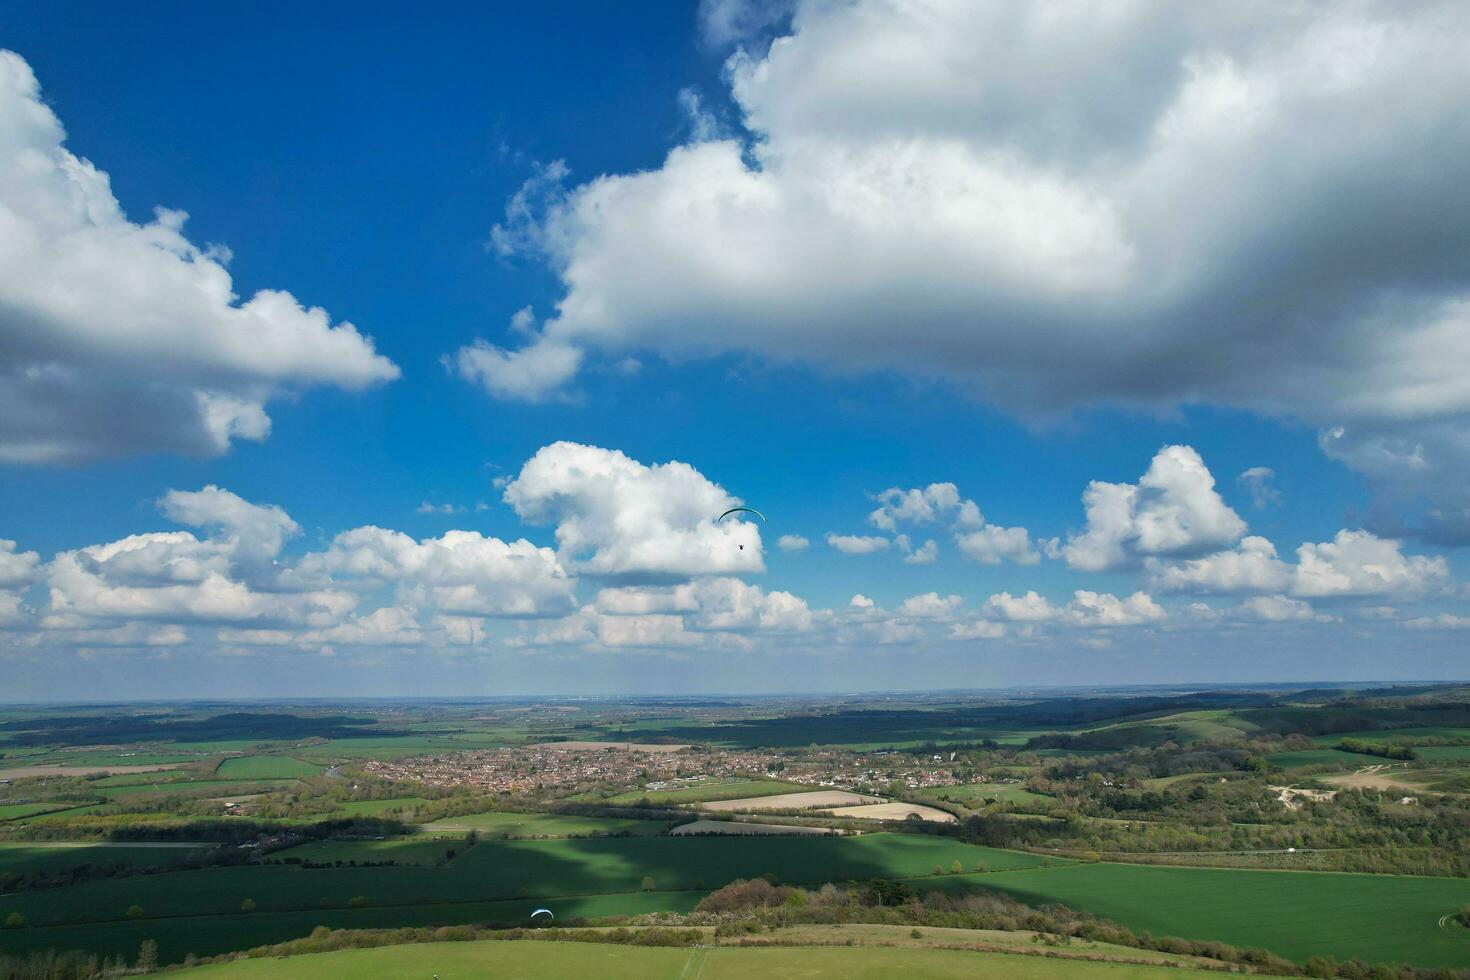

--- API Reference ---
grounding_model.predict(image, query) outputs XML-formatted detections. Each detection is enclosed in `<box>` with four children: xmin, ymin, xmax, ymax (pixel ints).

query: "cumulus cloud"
<box><xmin>985</xmin><ymin>589</ymin><xmax>1164</xmax><ymax>628</ymax></box>
<box><xmin>869</xmin><ymin>483</ymin><xmax>982</xmax><ymax>532</ymax></box>
<box><xmin>901</xmin><ymin>538</ymin><xmax>939</xmax><ymax>565</ymax></box>
<box><xmin>949</xmin><ymin>620</ymin><xmax>1005</xmax><ymax>640</ymax></box>
<box><xmin>0</xmin><ymin>540</ymin><xmax>40</xmax><ymax>590</ymax></box>
<box><xmin>303</xmin><ymin>526</ymin><xmax>575</xmax><ymax>617</ymax></box>
<box><xmin>954</xmin><ymin>525</ymin><xmax>1039</xmax><ymax>565</ymax></box>
<box><xmin>777</xmin><ymin>534</ymin><xmax>809</xmax><ymax>552</ymax></box>
<box><xmin>897</xmin><ymin>592</ymin><xmax>964</xmax><ymax>620</ymax></box>
<box><xmin>0</xmin><ymin>51</ymin><xmax>397</xmax><ymax>464</ymax></box>
<box><xmin>1064</xmin><ymin>446</ymin><xmax>1246</xmax><ymax>571</ymax></box>
<box><xmin>502</xmin><ymin>441</ymin><xmax>762</xmax><ymax>579</ymax></box>
<box><xmin>485</xmin><ymin>2</ymin><xmax>1470</xmax><ymax>531</ymax></box>
<box><xmin>826</xmin><ymin>533</ymin><xmax>890</xmax><ymax>555</ymax></box>
<box><xmin>1147</xmin><ymin>535</ymin><xmax>1292</xmax><ymax>594</ymax></box>
<box><xmin>1237</xmin><ymin>595</ymin><xmax>1325</xmax><ymax>623</ymax></box>
<box><xmin>1291</xmin><ymin>529</ymin><xmax>1449</xmax><ymax>598</ymax></box>
<box><xmin>592</xmin><ymin>577</ymin><xmax>814</xmax><ymax>634</ymax></box>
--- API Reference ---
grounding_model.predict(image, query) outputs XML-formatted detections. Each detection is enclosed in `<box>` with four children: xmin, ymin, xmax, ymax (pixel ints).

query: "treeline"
<box><xmin>1336</xmin><ymin>738</ymin><xmax>1417</xmax><ymax>761</ymax></box>
<box><xmin>104</xmin><ymin>815</ymin><xmax>409</xmax><ymax>844</ymax></box>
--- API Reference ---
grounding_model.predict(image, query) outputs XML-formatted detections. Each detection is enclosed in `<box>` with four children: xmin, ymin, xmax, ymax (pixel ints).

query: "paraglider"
<box><xmin>717</xmin><ymin>507</ymin><xmax>765</xmax><ymax>549</ymax></box>
<box><xmin>530</xmin><ymin>907</ymin><xmax>554</xmax><ymax>922</ymax></box>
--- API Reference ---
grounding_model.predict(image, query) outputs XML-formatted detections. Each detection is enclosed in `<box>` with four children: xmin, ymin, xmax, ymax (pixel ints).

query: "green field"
<box><xmin>215</xmin><ymin>757</ymin><xmax>327</xmax><ymax>779</ymax></box>
<box><xmin>99</xmin><ymin>779</ymin><xmax>301</xmax><ymax>799</ymax></box>
<box><xmin>604</xmin><ymin>780</ymin><xmax>804</xmax><ymax>805</ymax></box>
<box><xmin>0</xmin><ymin>834</ymin><xmax>1049</xmax><ymax>963</ymax></box>
<box><xmin>280</xmin><ymin>838</ymin><xmax>469</xmax><ymax>866</ymax></box>
<box><xmin>0</xmin><ymin>801</ymin><xmax>72</xmax><ymax>821</ymax></box>
<box><xmin>913</xmin><ymin>784</ymin><xmax>1051</xmax><ymax>807</ymax></box>
<box><xmin>1310</xmin><ymin>727</ymin><xmax>1470</xmax><ymax>745</ymax></box>
<box><xmin>420</xmin><ymin>811</ymin><xmax>671</xmax><ymax>838</ymax></box>
<box><xmin>336</xmin><ymin>797</ymin><xmax>429</xmax><ymax>816</ymax></box>
<box><xmin>974</xmin><ymin>862</ymin><xmax>1470</xmax><ymax>968</ymax></box>
<box><xmin>1415</xmin><ymin>745</ymin><xmax>1470</xmax><ymax>763</ymax></box>
<box><xmin>0</xmin><ymin>842</ymin><xmax>208</xmax><ymax>876</ymax></box>
<box><xmin>173</xmin><ymin>939</ymin><xmax>1213</xmax><ymax>979</ymax></box>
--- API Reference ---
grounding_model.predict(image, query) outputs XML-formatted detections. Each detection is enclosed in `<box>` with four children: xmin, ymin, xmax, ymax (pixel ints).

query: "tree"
<box><xmin>950</xmin><ymin>860</ymin><xmax>963</xmax><ymax>874</ymax></box>
<box><xmin>3</xmin><ymin>912</ymin><xmax>24</xmax><ymax>929</ymax></box>
<box><xmin>641</xmin><ymin>875</ymin><xmax>656</xmax><ymax>891</ymax></box>
<box><xmin>241</xmin><ymin>898</ymin><xmax>257</xmax><ymax>912</ymax></box>
<box><xmin>126</xmin><ymin>904</ymin><xmax>145</xmax><ymax>919</ymax></box>
<box><xmin>137</xmin><ymin>939</ymin><xmax>159</xmax><ymax>973</ymax></box>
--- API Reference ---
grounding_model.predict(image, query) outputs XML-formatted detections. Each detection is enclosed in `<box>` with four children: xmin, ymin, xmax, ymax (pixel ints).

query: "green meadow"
<box><xmin>603</xmin><ymin>779</ymin><xmax>804</xmax><ymax>805</ymax></box>
<box><xmin>215</xmin><ymin>757</ymin><xmax>326</xmax><ymax>779</ymax></box>
<box><xmin>172</xmin><ymin>939</ymin><xmax>1217</xmax><ymax>979</ymax></box>
<box><xmin>418</xmin><ymin>811</ymin><xmax>671</xmax><ymax>838</ymax></box>
<box><xmin>1264</xmin><ymin>748</ymin><xmax>1367</xmax><ymax>769</ymax></box>
<box><xmin>974</xmin><ymin>862</ymin><xmax>1470</xmax><ymax>968</ymax></box>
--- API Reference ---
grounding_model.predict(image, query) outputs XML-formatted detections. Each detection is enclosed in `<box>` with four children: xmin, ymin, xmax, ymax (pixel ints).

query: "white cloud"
<box><xmin>1237</xmin><ymin>595</ymin><xmax>1324</xmax><ymax>623</ymax></box>
<box><xmin>304</xmin><ymin>526</ymin><xmax>575</xmax><ymax>617</ymax></box>
<box><xmin>849</xmin><ymin>594</ymin><xmax>875</xmax><ymax>609</ymax></box>
<box><xmin>1238</xmin><ymin>466</ymin><xmax>1280</xmax><ymax>509</ymax></box>
<box><xmin>1404</xmin><ymin>613</ymin><xmax>1470</xmax><ymax>630</ymax></box>
<box><xmin>897</xmin><ymin>592</ymin><xmax>964</xmax><ymax>620</ymax></box>
<box><xmin>0</xmin><ymin>539</ymin><xmax>40</xmax><ymax>590</ymax></box>
<box><xmin>594</xmin><ymin>577</ymin><xmax>814</xmax><ymax>634</ymax></box>
<box><xmin>1147</xmin><ymin>535</ymin><xmax>1292</xmax><ymax>594</ymax></box>
<box><xmin>502</xmin><ymin>441</ymin><xmax>762</xmax><ymax>578</ymax></box>
<box><xmin>984</xmin><ymin>589</ymin><xmax>1164</xmax><ymax>628</ymax></box>
<box><xmin>1064</xmin><ymin>446</ymin><xmax>1246</xmax><ymax>571</ymax></box>
<box><xmin>954</xmin><ymin>525</ymin><xmax>1039</xmax><ymax>565</ymax></box>
<box><xmin>777</xmin><ymin>534</ymin><xmax>810</xmax><ymax>552</ymax></box>
<box><xmin>949</xmin><ymin>619</ymin><xmax>1005</xmax><ymax>640</ymax></box>
<box><xmin>447</xmin><ymin>328</ymin><xmax>582</xmax><ymax>403</ymax></box>
<box><xmin>0</xmin><ymin>51</ymin><xmax>397</xmax><ymax>463</ymax></box>
<box><xmin>826</xmin><ymin>533</ymin><xmax>890</xmax><ymax>555</ymax></box>
<box><xmin>902</xmin><ymin>538</ymin><xmax>939</xmax><ymax>565</ymax></box>
<box><xmin>984</xmin><ymin>591</ymin><xmax>1060</xmax><ymax>623</ymax></box>
<box><xmin>487</xmin><ymin>3</ymin><xmax>1470</xmax><ymax>529</ymax></box>
<box><xmin>869</xmin><ymin>483</ymin><xmax>981</xmax><ymax>532</ymax></box>
<box><xmin>1291</xmin><ymin>529</ymin><xmax>1449</xmax><ymax>598</ymax></box>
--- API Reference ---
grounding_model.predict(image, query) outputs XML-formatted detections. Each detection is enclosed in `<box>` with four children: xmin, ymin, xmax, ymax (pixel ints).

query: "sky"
<box><xmin>1</xmin><ymin>0</ymin><xmax>1469</xmax><ymax>700</ymax></box>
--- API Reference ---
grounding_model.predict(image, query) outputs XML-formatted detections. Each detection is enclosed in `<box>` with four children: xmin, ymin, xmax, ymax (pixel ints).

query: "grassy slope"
<box><xmin>176</xmin><ymin>939</ymin><xmax>1215</xmax><ymax>979</ymax></box>
<box><xmin>975</xmin><ymin>862</ymin><xmax>1470</xmax><ymax>968</ymax></box>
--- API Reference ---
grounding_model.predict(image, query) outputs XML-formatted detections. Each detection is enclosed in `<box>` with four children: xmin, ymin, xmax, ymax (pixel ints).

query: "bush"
<box><xmin>950</xmin><ymin>860</ymin><xmax>963</xmax><ymax>874</ymax></box>
<box><xmin>241</xmin><ymin>897</ymin><xmax>257</xmax><ymax>912</ymax></box>
<box><xmin>910</xmin><ymin>928</ymin><xmax>923</xmax><ymax>939</ymax></box>
<box><xmin>3</xmin><ymin>912</ymin><xmax>24</xmax><ymax>929</ymax></box>
<box><xmin>347</xmin><ymin>895</ymin><xmax>367</xmax><ymax>908</ymax></box>
<box><xmin>126</xmin><ymin>904</ymin><xmax>145</xmax><ymax>919</ymax></box>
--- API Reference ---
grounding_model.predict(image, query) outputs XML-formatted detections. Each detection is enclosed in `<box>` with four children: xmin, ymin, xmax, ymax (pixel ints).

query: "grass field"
<box><xmin>0</xmin><ymin>801</ymin><xmax>72</xmax><ymax>821</ymax></box>
<box><xmin>974</xmin><ymin>862</ymin><xmax>1470</xmax><ymax>968</ymax></box>
<box><xmin>336</xmin><ymin>797</ymin><xmax>429</xmax><ymax>816</ymax></box>
<box><xmin>913</xmin><ymin>784</ymin><xmax>1051</xmax><ymax>807</ymax></box>
<box><xmin>419</xmin><ymin>811</ymin><xmax>671</xmax><ymax>838</ymax></box>
<box><xmin>215</xmin><ymin>757</ymin><xmax>326</xmax><ymax>779</ymax></box>
<box><xmin>604</xmin><ymin>779</ymin><xmax>804</xmax><ymax>805</ymax></box>
<box><xmin>98</xmin><ymin>779</ymin><xmax>301</xmax><ymax>799</ymax></box>
<box><xmin>171</xmin><ymin>939</ymin><xmax>1218</xmax><ymax>979</ymax></box>
<box><xmin>1309</xmin><ymin>727</ymin><xmax>1470</xmax><ymax>745</ymax></box>
<box><xmin>1415</xmin><ymin>745</ymin><xmax>1470</xmax><ymax>763</ymax></box>
<box><xmin>279</xmin><ymin>838</ymin><xmax>469</xmax><ymax>866</ymax></box>
<box><xmin>0</xmin><ymin>842</ymin><xmax>208</xmax><ymax>876</ymax></box>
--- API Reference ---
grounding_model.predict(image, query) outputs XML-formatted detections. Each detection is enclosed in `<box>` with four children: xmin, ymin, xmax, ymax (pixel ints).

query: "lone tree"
<box><xmin>3</xmin><ymin>912</ymin><xmax>24</xmax><ymax>929</ymax></box>
<box><xmin>641</xmin><ymin>875</ymin><xmax>656</xmax><ymax>892</ymax></box>
<box><xmin>126</xmin><ymin>905</ymin><xmax>145</xmax><ymax>920</ymax></box>
<box><xmin>241</xmin><ymin>898</ymin><xmax>257</xmax><ymax>912</ymax></box>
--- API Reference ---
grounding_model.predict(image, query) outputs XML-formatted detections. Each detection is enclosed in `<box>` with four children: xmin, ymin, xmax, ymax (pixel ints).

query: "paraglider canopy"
<box><xmin>717</xmin><ymin>506</ymin><xmax>766</xmax><ymax>523</ymax></box>
<box><xmin>531</xmin><ymin>908</ymin><xmax>554</xmax><ymax>918</ymax></box>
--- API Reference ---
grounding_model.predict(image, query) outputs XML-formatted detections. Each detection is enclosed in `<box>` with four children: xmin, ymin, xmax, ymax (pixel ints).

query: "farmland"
<box><xmin>2</xmin><ymin>686</ymin><xmax>1469</xmax><ymax>974</ymax></box>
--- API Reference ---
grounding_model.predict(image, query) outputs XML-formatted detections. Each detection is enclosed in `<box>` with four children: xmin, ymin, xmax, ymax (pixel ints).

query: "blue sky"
<box><xmin>1</xmin><ymin>2</ymin><xmax>1468</xmax><ymax>699</ymax></box>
